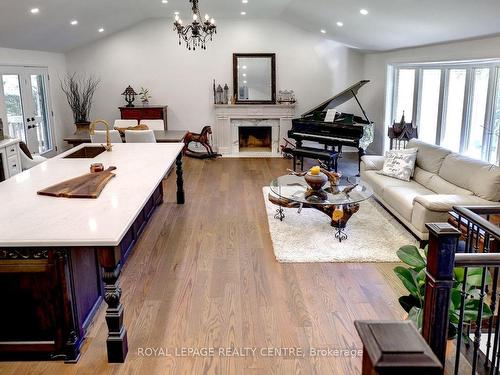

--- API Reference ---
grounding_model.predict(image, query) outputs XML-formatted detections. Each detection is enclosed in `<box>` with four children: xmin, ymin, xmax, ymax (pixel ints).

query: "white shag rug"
<box><xmin>263</xmin><ymin>187</ymin><xmax>417</xmax><ymax>263</ymax></box>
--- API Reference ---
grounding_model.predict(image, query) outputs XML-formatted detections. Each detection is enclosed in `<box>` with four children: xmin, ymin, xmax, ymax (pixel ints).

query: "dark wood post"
<box><xmin>176</xmin><ymin>153</ymin><xmax>185</xmax><ymax>204</ymax></box>
<box><xmin>355</xmin><ymin>320</ymin><xmax>442</xmax><ymax>375</ymax></box>
<box><xmin>98</xmin><ymin>246</ymin><xmax>128</xmax><ymax>363</ymax></box>
<box><xmin>422</xmin><ymin>223</ymin><xmax>461</xmax><ymax>365</ymax></box>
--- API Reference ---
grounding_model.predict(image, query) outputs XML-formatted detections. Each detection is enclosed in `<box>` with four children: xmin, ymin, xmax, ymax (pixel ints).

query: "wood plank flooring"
<box><xmin>0</xmin><ymin>156</ymin><xmax>408</xmax><ymax>375</ymax></box>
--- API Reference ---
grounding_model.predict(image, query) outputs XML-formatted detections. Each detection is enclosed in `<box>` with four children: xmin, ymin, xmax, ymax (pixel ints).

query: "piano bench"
<box><xmin>291</xmin><ymin>147</ymin><xmax>338</xmax><ymax>172</ymax></box>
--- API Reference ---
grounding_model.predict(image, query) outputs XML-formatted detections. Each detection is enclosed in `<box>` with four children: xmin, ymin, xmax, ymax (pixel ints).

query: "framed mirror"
<box><xmin>233</xmin><ymin>53</ymin><xmax>276</xmax><ymax>104</ymax></box>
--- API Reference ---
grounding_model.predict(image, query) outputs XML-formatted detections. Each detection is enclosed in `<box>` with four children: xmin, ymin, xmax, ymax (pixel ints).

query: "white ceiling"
<box><xmin>1</xmin><ymin>0</ymin><xmax>500</xmax><ymax>53</ymax></box>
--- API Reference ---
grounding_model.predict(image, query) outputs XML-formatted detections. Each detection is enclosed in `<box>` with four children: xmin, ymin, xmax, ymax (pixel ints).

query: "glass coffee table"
<box><xmin>269</xmin><ymin>175</ymin><xmax>373</xmax><ymax>242</ymax></box>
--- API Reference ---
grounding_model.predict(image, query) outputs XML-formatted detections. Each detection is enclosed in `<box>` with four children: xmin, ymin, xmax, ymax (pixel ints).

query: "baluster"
<box><xmin>486</xmin><ymin>237</ymin><xmax>496</xmax><ymax>369</ymax></box>
<box><xmin>454</xmin><ymin>267</ymin><xmax>469</xmax><ymax>375</ymax></box>
<box><xmin>472</xmin><ymin>266</ymin><xmax>488</xmax><ymax>374</ymax></box>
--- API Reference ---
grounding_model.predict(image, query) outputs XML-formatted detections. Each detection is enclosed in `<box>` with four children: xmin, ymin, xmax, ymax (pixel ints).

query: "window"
<box><xmin>390</xmin><ymin>61</ymin><xmax>500</xmax><ymax>165</ymax></box>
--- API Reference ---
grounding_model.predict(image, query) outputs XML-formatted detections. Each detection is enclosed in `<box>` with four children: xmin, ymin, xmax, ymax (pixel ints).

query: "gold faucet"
<box><xmin>89</xmin><ymin>119</ymin><xmax>113</xmax><ymax>151</ymax></box>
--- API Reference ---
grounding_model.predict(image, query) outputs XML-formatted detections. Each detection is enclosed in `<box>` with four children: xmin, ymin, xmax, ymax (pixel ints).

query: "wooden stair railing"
<box><xmin>356</xmin><ymin>205</ymin><xmax>500</xmax><ymax>375</ymax></box>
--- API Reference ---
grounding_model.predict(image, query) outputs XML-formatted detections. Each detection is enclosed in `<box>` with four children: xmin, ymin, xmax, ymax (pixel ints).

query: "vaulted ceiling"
<box><xmin>1</xmin><ymin>0</ymin><xmax>500</xmax><ymax>53</ymax></box>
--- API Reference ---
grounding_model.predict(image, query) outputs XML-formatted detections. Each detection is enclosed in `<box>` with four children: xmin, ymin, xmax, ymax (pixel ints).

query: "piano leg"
<box><xmin>357</xmin><ymin>148</ymin><xmax>365</xmax><ymax>177</ymax></box>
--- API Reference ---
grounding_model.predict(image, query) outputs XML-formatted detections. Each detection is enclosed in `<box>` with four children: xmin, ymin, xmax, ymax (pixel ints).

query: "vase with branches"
<box><xmin>60</xmin><ymin>73</ymin><xmax>100</xmax><ymax>134</ymax></box>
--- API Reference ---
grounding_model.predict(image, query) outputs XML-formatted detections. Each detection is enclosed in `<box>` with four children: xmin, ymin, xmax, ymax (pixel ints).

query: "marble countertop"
<box><xmin>0</xmin><ymin>138</ymin><xmax>20</xmax><ymax>148</ymax></box>
<box><xmin>0</xmin><ymin>142</ymin><xmax>183</xmax><ymax>247</ymax></box>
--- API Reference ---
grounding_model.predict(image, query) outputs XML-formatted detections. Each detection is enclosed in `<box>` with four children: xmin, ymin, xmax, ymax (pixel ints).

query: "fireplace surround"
<box><xmin>214</xmin><ymin>104</ymin><xmax>295</xmax><ymax>157</ymax></box>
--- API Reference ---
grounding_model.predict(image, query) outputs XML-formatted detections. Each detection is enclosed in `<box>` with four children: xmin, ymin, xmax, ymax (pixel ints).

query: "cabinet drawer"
<box><xmin>7</xmin><ymin>155</ymin><xmax>20</xmax><ymax>176</ymax></box>
<box><xmin>6</xmin><ymin>144</ymin><xmax>18</xmax><ymax>158</ymax></box>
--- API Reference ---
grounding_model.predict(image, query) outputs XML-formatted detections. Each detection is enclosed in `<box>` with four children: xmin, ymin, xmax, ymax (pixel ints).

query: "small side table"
<box><xmin>388</xmin><ymin>127</ymin><xmax>418</xmax><ymax>150</ymax></box>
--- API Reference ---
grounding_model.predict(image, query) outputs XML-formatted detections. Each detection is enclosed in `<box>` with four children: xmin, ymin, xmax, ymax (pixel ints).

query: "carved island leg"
<box><xmin>176</xmin><ymin>153</ymin><xmax>185</xmax><ymax>204</ymax></box>
<box><xmin>98</xmin><ymin>247</ymin><xmax>128</xmax><ymax>363</ymax></box>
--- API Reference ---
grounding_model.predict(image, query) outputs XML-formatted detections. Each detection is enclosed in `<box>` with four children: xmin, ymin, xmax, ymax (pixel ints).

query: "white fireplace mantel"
<box><xmin>214</xmin><ymin>104</ymin><xmax>296</xmax><ymax>157</ymax></box>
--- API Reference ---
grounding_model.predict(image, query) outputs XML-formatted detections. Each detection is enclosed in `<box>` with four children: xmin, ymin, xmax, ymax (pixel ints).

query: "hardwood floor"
<box><xmin>0</xmin><ymin>156</ymin><xmax>407</xmax><ymax>375</ymax></box>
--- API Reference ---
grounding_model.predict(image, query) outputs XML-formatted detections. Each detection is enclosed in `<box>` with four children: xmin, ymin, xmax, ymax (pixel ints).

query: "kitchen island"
<box><xmin>0</xmin><ymin>143</ymin><xmax>185</xmax><ymax>363</ymax></box>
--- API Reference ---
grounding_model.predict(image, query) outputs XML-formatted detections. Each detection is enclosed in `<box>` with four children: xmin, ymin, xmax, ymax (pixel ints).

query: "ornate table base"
<box><xmin>268</xmin><ymin>193</ymin><xmax>359</xmax><ymax>242</ymax></box>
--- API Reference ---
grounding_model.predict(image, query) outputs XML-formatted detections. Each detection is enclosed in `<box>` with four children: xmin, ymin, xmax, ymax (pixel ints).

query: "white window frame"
<box><xmin>388</xmin><ymin>59</ymin><xmax>500</xmax><ymax>165</ymax></box>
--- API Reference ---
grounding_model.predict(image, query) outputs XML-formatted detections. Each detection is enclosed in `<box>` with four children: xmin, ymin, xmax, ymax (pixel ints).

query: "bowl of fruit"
<box><xmin>304</xmin><ymin>166</ymin><xmax>328</xmax><ymax>191</ymax></box>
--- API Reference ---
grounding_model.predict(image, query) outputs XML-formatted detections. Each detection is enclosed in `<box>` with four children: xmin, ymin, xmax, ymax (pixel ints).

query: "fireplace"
<box><xmin>239</xmin><ymin>126</ymin><xmax>272</xmax><ymax>152</ymax></box>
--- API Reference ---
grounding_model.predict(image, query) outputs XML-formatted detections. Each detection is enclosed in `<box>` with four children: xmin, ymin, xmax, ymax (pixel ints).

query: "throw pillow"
<box><xmin>377</xmin><ymin>148</ymin><xmax>418</xmax><ymax>182</ymax></box>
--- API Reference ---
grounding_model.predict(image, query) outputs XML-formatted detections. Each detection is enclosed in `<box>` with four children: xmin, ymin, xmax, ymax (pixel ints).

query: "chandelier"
<box><xmin>173</xmin><ymin>0</ymin><xmax>216</xmax><ymax>51</ymax></box>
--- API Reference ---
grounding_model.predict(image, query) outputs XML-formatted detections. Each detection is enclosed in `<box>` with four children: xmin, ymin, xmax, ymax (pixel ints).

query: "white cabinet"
<box><xmin>0</xmin><ymin>139</ymin><xmax>21</xmax><ymax>181</ymax></box>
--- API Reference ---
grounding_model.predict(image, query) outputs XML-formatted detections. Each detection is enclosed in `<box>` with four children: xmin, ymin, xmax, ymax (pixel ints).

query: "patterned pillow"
<box><xmin>377</xmin><ymin>148</ymin><xmax>418</xmax><ymax>182</ymax></box>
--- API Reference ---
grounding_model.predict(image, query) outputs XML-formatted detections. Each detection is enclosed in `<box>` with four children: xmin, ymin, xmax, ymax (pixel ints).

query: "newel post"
<box><xmin>422</xmin><ymin>223</ymin><xmax>461</xmax><ymax>365</ymax></box>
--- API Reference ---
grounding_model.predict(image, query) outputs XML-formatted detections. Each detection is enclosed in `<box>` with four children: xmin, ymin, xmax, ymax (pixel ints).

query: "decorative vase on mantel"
<box><xmin>74</xmin><ymin>121</ymin><xmax>91</xmax><ymax>135</ymax></box>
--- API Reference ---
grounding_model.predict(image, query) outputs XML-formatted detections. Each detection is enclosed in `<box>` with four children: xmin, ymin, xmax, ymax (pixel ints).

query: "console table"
<box><xmin>119</xmin><ymin>105</ymin><xmax>168</xmax><ymax>129</ymax></box>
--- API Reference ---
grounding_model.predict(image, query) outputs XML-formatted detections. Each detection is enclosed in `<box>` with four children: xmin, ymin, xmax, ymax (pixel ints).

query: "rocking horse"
<box><xmin>183</xmin><ymin>125</ymin><xmax>221</xmax><ymax>159</ymax></box>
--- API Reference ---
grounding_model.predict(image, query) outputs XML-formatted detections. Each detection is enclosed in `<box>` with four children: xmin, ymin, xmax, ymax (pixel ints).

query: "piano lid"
<box><xmin>301</xmin><ymin>80</ymin><xmax>370</xmax><ymax>117</ymax></box>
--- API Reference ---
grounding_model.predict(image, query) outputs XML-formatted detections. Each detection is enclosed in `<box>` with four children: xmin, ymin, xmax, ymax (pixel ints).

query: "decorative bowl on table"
<box><xmin>305</xmin><ymin>171</ymin><xmax>328</xmax><ymax>191</ymax></box>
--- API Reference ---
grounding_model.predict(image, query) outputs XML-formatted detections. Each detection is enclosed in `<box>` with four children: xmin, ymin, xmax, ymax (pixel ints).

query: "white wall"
<box><xmin>65</xmin><ymin>18</ymin><xmax>364</xmax><ymax>133</ymax></box>
<box><xmin>362</xmin><ymin>34</ymin><xmax>500</xmax><ymax>154</ymax></box>
<box><xmin>0</xmin><ymin>47</ymin><xmax>72</xmax><ymax>153</ymax></box>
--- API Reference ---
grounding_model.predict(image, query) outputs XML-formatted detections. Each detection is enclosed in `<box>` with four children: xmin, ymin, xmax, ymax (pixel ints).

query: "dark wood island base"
<box><xmin>0</xmin><ymin>155</ymin><xmax>186</xmax><ymax>363</ymax></box>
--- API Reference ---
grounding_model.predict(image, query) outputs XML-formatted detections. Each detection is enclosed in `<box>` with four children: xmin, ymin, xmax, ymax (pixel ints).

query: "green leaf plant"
<box><xmin>394</xmin><ymin>245</ymin><xmax>492</xmax><ymax>339</ymax></box>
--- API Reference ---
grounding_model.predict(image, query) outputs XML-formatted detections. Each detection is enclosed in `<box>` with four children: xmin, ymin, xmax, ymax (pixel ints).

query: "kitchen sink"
<box><xmin>64</xmin><ymin>146</ymin><xmax>106</xmax><ymax>159</ymax></box>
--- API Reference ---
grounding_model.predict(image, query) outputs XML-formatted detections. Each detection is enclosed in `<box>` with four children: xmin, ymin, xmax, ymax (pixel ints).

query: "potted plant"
<box><xmin>60</xmin><ymin>73</ymin><xmax>100</xmax><ymax>135</ymax></box>
<box><xmin>139</xmin><ymin>87</ymin><xmax>152</xmax><ymax>105</ymax></box>
<box><xmin>394</xmin><ymin>245</ymin><xmax>492</xmax><ymax>339</ymax></box>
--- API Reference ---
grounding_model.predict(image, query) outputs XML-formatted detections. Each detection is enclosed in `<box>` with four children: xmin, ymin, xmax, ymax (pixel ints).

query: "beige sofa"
<box><xmin>361</xmin><ymin>139</ymin><xmax>500</xmax><ymax>241</ymax></box>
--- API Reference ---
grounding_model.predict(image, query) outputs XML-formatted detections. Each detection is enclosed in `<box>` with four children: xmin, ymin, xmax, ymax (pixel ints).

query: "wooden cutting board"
<box><xmin>37</xmin><ymin>166</ymin><xmax>117</xmax><ymax>199</ymax></box>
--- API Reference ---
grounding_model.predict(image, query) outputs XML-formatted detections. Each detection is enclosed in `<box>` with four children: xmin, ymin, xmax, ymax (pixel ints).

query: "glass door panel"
<box><xmin>441</xmin><ymin>69</ymin><xmax>467</xmax><ymax>152</ymax></box>
<box><xmin>466</xmin><ymin>68</ymin><xmax>490</xmax><ymax>159</ymax></box>
<box><xmin>394</xmin><ymin>69</ymin><xmax>416</xmax><ymax>122</ymax></box>
<box><xmin>490</xmin><ymin>70</ymin><xmax>500</xmax><ymax>164</ymax></box>
<box><xmin>418</xmin><ymin>69</ymin><xmax>441</xmax><ymax>144</ymax></box>
<box><xmin>1</xmin><ymin>74</ymin><xmax>26</xmax><ymax>143</ymax></box>
<box><xmin>29</xmin><ymin>73</ymin><xmax>51</xmax><ymax>153</ymax></box>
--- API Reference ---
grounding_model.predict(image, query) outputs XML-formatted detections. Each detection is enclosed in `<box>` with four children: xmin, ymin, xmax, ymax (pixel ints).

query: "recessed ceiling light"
<box><xmin>242</xmin><ymin>0</ymin><xmax>248</xmax><ymax>3</ymax></box>
<box><xmin>174</xmin><ymin>11</ymin><xmax>179</xmax><ymax>15</ymax></box>
<box><xmin>243</xmin><ymin>80</ymin><xmax>247</xmax><ymax>84</ymax></box>
<box><xmin>98</xmin><ymin>28</ymin><xmax>105</xmax><ymax>33</ymax></box>
<box><xmin>242</xmin><ymin>65</ymin><xmax>247</xmax><ymax>69</ymax></box>
<box><xmin>360</xmin><ymin>9</ymin><xmax>368</xmax><ymax>15</ymax></box>
<box><xmin>320</xmin><ymin>29</ymin><xmax>326</xmax><ymax>34</ymax></box>
<box><xmin>336</xmin><ymin>21</ymin><xmax>343</xmax><ymax>27</ymax></box>
<box><xmin>162</xmin><ymin>0</ymin><xmax>168</xmax><ymax>3</ymax></box>
<box><xmin>242</xmin><ymin>73</ymin><xmax>247</xmax><ymax>77</ymax></box>
<box><xmin>241</xmin><ymin>11</ymin><xmax>246</xmax><ymax>15</ymax></box>
<box><xmin>70</xmin><ymin>20</ymin><xmax>78</xmax><ymax>25</ymax></box>
<box><xmin>30</xmin><ymin>8</ymin><xmax>39</xmax><ymax>14</ymax></box>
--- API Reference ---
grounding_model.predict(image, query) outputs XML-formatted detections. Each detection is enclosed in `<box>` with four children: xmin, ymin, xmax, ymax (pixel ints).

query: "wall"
<box><xmin>362</xmin><ymin>34</ymin><xmax>500</xmax><ymax>154</ymax></box>
<box><xmin>65</xmin><ymin>18</ymin><xmax>364</xmax><ymax>134</ymax></box>
<box><xmin>0</xmin><ymin>47</ymin><xmax>72</xmax><ymax>153</ymax></box>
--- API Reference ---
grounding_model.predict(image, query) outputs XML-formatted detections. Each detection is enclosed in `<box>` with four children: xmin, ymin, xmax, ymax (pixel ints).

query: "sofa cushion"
<box><xmin>413</xmin><ymin>167</ymin><xmax>434</xmax><ymax>187</ymax></box>
<box><xmin>361</xmin><ymin>155</ymin><xmax>385</xmax><ymax>171</ymax></box>
<box><xmin>362</xmin><ymin>170</ymin><xmax>411</xmax><ymax>197</ymax></box>
<box><xmin>438</xmin><ymin>153</ymin><xmax>500</xmax><ymax>201</ymax></box>
<box><xmin>426</xmin><ymin>175</ymin><xmax>473</xmax><ymax>195</ymax></box>
<box><xmin>382</xmin><ymin>183</ymin><xmax>435</xmax><ymax>222</ymax></box>
<box><xmin>413</xmin><ymin>194</ymin><xmax>496</xmax><ymax>212</ymax></box>
<box><xmin>407</xmin><ymin>139</ymin><xmax>451</xmax><ymax>173</ymax></box>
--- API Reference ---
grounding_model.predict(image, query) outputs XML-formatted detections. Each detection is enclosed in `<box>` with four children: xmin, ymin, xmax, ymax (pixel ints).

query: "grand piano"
<box><xmin>288</xmin><ymin>80</ymin><xmax>374</xmax><ymax>174</ymax></box>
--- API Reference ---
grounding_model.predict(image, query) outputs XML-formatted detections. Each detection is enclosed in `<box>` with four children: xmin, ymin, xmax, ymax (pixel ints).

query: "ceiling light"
<box><xmin>98</xmin><ymin>28</ymin><xmax>105</xmax><ymax>33</ymax></box>
<box><xmin>242</xmin><ymin>73</ymin><xmax>247</xmax><ymax>77</ymax></box>
<box><xmin>162</xmin><ymin>0</ymin><xmax>168</xmax><ymax>3</ymax></box>
<box><xmin>242</xmin><ymin>0</ymin><xmax>248</xmax><ymax>3</ymax></box>
<box><xmin>320</xmin><ymin>29</ymin><xmax>326</xmax><ymax>34</ymax></box>
<box><xmin>30</xmin><ymin>8</ymin><xmax>39</xmax><ymax>14</ymax></box>
<box><xmin>70</xmin><ymin>20</ymin><xmax>78</xmax><ymax>25</ymax></box>
<box><xmin>173</xmin><ymin>0</ymin><xmax>217</xmax><ymax>51</ymax></box>
<box><xmin>241</xmin><ymin>11</ymin><xmax>246</xmax><ymax>15</ymax></box>
<box><xmin>360</xmin><ymin>9</ymin><xmax>368</xmax><ymax>15</ymax></box>
<box><xmin>242</xmin><ymin>65</ymin><xmax>247</xmax><ymax>69</ymax></box>
<box><xmin>336</xmin><ymin>21</ymin><xmax>343</xmax><ymax>27</ymax></box>
<box><xmin>243</xmin><ymin>80</ymin><xmax>247</xmax><ymax>84</ymax></box>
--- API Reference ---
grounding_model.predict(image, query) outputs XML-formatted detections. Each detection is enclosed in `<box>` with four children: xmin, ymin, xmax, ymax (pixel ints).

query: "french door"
<box><xmin>0</xmin><ymin>66</ymin><xmax>54</xmax><ymax>154</ymax></box>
